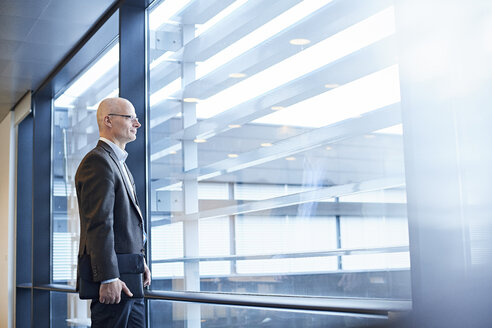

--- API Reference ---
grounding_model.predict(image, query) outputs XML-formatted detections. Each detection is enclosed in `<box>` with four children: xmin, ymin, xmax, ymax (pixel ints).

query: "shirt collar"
<box><xmin>99</xmin><ymin>137</ymin><xmax>128</xmax><ymax>162</ymax></box>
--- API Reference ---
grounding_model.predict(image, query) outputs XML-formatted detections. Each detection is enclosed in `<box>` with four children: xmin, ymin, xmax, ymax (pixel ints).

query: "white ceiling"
<box><xmin>0</xmin><ymin>0</ymin><xmax>117</xmax><ymax>122</ymax></box>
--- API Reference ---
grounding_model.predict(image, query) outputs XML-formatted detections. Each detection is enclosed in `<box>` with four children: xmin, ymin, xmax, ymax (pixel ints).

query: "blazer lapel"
<box><xmin>123</xmin><ymin>162</ymin><xmax>140</xmax><ymax>207</ymax></box>
<box><xmin>97</xmin><ymin>141</ymin><xmax>143</xmax><ymax>221</ymax></box>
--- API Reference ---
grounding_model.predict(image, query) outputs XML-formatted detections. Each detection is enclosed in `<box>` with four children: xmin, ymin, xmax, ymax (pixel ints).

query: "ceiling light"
<box><xmin>196</xmin><ymin>0</ymin><xmax>333</xmax><ymax>79</ymax></box>
<box><xmin>285</xmin><ymin>156</ymin><xmax>296</xmax><ymax>161</ymax></box>
<box><xmin>194</xmin><ymin>138</ymin><xmax>207</xmax><ymax>143</ymax></box>
<box><xmin>289</xmin><ymin>38</ymin><xmax>311</xmax><ymax>45</ymax></box>
<box><xmin>196</xmin><ymin>7</ymin><xmax>395</xmax><ymax>119</ymax></box>
<box><xmin>364</xmin><ymin>134</ymin><xmax>376</xmax><ymax>139</ymax></box>
<box><xmin>261</xmin><ymin>143</ymin><xmax>273</xmax><ymax>147</ymax></box>
<box><xmin>270</xmin><ymin>106</ymin><xmax>284</xmax><ymax>111</ymax></box>
<box><xmin>229</xmin><ymin>72</ymin><xmax>247</xmax><ymax>78</ymax></box>
<box><xmin>228</xmin><ymin>154</ymin><xmax>239</xmax><ymax>158</ymax></box>
<box><xmin>183</xmin><ymin>97</ymin><xmax>200</xmax><ymax>103</ymax></box>
<box><xmin>324</xmin><ymin>83</ymin><xmax>339</xmax><ymax>89</ymax></box>
<box><xmin>325</xmin><ymin>146</ymin><xmax>333</xmax><ymax>150</ymax></box>
<box><xmin>151</xmin><ymin>144</ymin><xmax>182</xmax><ymax>162</ymax></box>
<box><xmin>254</xmin><ymin>65</ymin><xmax>400</xmax><ymax>128</ymax></box>
<box><xmin>228</xmin><ymin>124</ymin><xmax>241</xmax><ymax>128</ymax></box>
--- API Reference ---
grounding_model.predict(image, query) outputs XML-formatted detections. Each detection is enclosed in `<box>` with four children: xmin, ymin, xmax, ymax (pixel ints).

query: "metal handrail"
<box><xmin>24</xmin><ymin>283</ymin><xmax>411</xmax><ymax>318</ymax></box>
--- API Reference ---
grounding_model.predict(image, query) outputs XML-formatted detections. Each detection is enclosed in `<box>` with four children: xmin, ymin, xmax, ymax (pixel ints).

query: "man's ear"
<box><xmin>104</xmin><ymin>116</ymin><xmax>112</xmax><ymax>128</ymax></box>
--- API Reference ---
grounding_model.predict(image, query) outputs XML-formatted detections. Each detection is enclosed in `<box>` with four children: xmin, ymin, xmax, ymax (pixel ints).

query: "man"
<box><xmin>75</xmin><ymin>97</ymin><xmax>151</xmax><ymax>327</ymax></box>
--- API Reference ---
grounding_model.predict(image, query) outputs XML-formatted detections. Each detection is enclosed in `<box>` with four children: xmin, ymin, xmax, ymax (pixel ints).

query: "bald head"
<box><xmin>97</xmin><ymin>97</ymin><xmax>134</xmax><ymax>129</ymax></box>
<box><xmin>96</xmin><ymin>97</ymin><xmax>141</xmax><ymax>149</ymax></box>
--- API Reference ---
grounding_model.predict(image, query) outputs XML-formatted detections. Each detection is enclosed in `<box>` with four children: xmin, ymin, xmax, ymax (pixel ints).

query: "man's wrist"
<box><xmin>101</xmin><ymin>278</ymin><xmax>118</xmax><ymax>284</ymax></box>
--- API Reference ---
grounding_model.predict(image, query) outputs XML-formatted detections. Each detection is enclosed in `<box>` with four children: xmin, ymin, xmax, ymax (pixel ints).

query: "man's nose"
<box><xmin>134</xmin><ymin>120</ymin><xmax>141</xmax><ymax>128</ymax></box>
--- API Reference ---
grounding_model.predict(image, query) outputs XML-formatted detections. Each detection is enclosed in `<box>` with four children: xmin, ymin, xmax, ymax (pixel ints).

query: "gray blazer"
<box><xmin>75</xmin><ymin>140</ymin><xmax>144</xmax><ymax>282</ymax></box>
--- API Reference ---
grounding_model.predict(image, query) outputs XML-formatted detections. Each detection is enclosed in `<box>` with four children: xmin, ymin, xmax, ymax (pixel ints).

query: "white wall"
<box><xmin>0</xmin><ymin>110</ymin><xmax>15</xmax><ymax>328</ymax></box>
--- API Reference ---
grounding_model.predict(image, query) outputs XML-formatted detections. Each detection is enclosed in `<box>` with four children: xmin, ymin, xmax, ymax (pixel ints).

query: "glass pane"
<box><xmin>147</xmin><ymin>0</ymin><xmax>410</xmax><ymax>301</ymax></box>
<box><xmin>51</xmin><ymin>41</ymin><xmax>119</xmax><ymax>285</ymax></box>
<box><xmin>51</xmin><ymin>292</ymin><xmax>91</xmax><ymax>328</ymax></box>
<box><xmin>149</xmin><ymin>299</ymin><xmax>388</xmax><ymax>328</ymax></box>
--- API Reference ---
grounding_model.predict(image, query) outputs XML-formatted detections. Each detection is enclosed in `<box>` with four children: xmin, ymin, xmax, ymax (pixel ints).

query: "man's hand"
<box><xmin>99</xmin><ymin>279</ymin><xmax>133</xmax><ymax>304</ymax></box>
<box><xmin>143</xmin><ymin>262</ymin><xmax>151</xmax><ymax>287</ymax></box>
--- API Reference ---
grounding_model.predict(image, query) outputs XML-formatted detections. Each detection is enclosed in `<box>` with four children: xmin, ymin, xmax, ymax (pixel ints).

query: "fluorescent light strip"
<box><xmin>254</xmin><ymin>65</ymin><xmax>401</xmax><ymax>128</ymax></box>
<box><xmin>150</xmin><ymin>77</ymin><xmax>182</xmax><ymax>107</ymax></box>
<box><xmin>150</xmin><ymin>51</ymin><xmax>177</xmax><ymax>71</ymax></box>
<box><xmin>375</xmin><ymin>124</ymin><xmax>403</xmax><ymax>135</ymax></box>
<box><xmin>195</xmin><ymin>0</ymin><xmax>249</xmax><ymax>37</ymax></box>
<box><xmin>149</xmin><ymin>0</ymin><xmax>248</xmax><ymax>73</ymax></box>
<box><xmin>62</xmin><ymin>44</ymin><xmax>119</xmax><ymax>100</ymax></box>
<box><xmin>149</xmin><ymin>0</ymin><xmax>192</xmax><ymax>30</ymax></box>
<box><xmin>196</xmin><ymin>0</ymin><xmax>333</xmax><ymax>79</ymax></box>
<box><xmin>151</xmin><ymin>143</ymin><xmax>182</xmax><ymax>162</ymax></box>
<box><xmin>197</xmin><ymin>7</ymin><xmax>396</xmax><ymax>119</ymax></box>
<box><xmin>53</xmin><ymin>94</ymin><xmax>76</xmax><ymax>108</ymax></box>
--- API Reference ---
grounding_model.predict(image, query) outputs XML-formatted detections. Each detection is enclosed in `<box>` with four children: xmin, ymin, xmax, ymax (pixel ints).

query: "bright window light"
<box><xmin>254</xmin><ymin>65</ymin><xmax>400</xmax><ymax>128</ymax></box>
<box><xmin>151</xmin><ymin>143</ymin><xmax>182</xmax><ymax>162</ymax></box>
<box><xmin>56</xmin><ymin>44</ymin><xmax>119</xmax><ymax>107</ymax></box>
<box><xmin>150</xmin><ymin>77</ymin><xmax>181</xmax><ymax>107</ymax></box>
<box><xmin>149</xmin><ymin>51</ymin><xmax>177</xmax><ymax>71</ymax></box>
<box><xmin>196</xmin><ymin>0</ymin><xmax>333</xmax><ymax>79</ymax></box>
<box><xmin>149</xmin><ymin>0</ymin><xmax>192</xmax><ymax>30</ymax></box>
<box><xmin>375</xmin><ymin>124</ymin><xmax>403</xmax><ymax>135</ymax></box>
<box><xmin>150</xmin><ymin>0</ymin><xmax>248</xmax><ymax>72</ymax></box>
<box><xmin>54</xmin><ymin>94</ymin><xmax>76</xmax><ymax>108</ymax></box>
<box><xmin>87</xmin><ymin>88</ymin><xmax>119</xmax><ymax>110</ymax></box>
<box><xmin>195</xmin><ymin>0</ymin><xmax>249</xmax><ymax>37</ymax></box>
<box><xmin>196</xmin><ymin>7</ymin><xmax>396</xmax><ymax>119</ymax></box>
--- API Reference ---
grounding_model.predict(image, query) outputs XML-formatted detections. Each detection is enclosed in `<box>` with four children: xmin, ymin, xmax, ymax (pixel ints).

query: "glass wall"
<box><xmin>148</xmin><ymin>299</ymin><xmax>387</xmax><ymax>328</ymax></box>
<box><xmin>147</xmin><ymin>0</ymin><xmax>410</xmax><ymax>304</ymax></box>
<box><xmin>51</xmin><ymin>39</ymin><xmax>119</xmax><ymax>324</ymax></box>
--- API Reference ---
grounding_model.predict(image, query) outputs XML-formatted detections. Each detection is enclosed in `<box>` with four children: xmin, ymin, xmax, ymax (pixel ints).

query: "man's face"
<box><xmin>108</xmin><ymin>102</ymin><xmax>141</xmax><ymax>145</ymax></box>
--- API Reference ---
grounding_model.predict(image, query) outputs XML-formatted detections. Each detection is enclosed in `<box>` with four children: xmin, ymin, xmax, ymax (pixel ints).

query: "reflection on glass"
<box><xmin>196</xmin><ymin>7</ymin><xmax>396</xmax><ymax>119</ymax></box>
<box><xmin>147</xmin><ymin>0</ymin><xmax>410</xmax><ymax>305</ymax></box>
<box><xmin>51</xmin><ymin>292</ymin><xmax>90</xmax><ymax>328</ymax></box>
<box><xmin>51</xmin><ymin>42</ymin><xmax>119</xmax><ymax>286</ymax></box>
<box><xmin>149</xmin><ymin>299</ymin><xmax>388</xmax><ymax>328</ymax></box>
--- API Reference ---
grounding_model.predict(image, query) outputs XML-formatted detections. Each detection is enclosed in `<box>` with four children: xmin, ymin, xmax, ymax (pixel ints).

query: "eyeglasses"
<box><xmin>108</xmin><ymin>113</ymin><xmax>139</xmax><ymax>122</ymax></box>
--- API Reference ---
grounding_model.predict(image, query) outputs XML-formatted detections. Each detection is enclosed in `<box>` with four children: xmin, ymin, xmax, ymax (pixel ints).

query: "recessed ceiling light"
<box><xmin>285</xmin><ymin>156</ymin><xmax>296</xmax><ymax>161</ymax></box>
<box><xmin>229</xmin><ymin>72</ymin><xmax>247</xmax><ymax>78</ymax></box>
<box><xmin>228</xmin><ymin>153</ymin><xmax>239</xmax><ymax>158</ymax></box>
<box><xmin>169</xmin><ymin>150</ymin><xmax>177</xmax><ymax>154</ymax></box>
<box><xmin>228</xmin><ymin>124</ymin><xmax>241</xmax><ymax>128</ymax></box>
<box><xmin>261</xmin><ymin>142</ymin><xmax>273</xmax><ymax>147</ymax></box>
<box><xmin>364</xmin><ymin>134</ymin><xmax>376</xmax><ymax>139</ymax></box>
<box><xmin>324</xmin><ymin>83</ymin><xmax>339</xmax><ymax>89</ymax></box>
<box><xmin>194</xmin><ymin>138</ymin><xmax>207</xmax><ymax>143</ymax></box>
<box><xmin>325</xmin><ymin>146</ymin><xmax>332</xmax><ymax>151</ymax></box>
<box><xmin>270</xmin><ymin>106</ymin><xmax>284</xmax><ymax>111</ymax></box>
<box><xmin>289</xmin><ymin>38</ymin><xmax>311</xmax><ymax>45</ymax></box>
<box><xmin>184</xmin><ymin>97</ymin><xmax>200</xmax><ymax>103</ymax></box>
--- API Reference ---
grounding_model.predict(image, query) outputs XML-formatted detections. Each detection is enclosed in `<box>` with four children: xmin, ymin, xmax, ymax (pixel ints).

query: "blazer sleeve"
<box><xmin>76</xmin><ymin>152</ymin><xmax>119</xmax><ymax>282</ymax></box>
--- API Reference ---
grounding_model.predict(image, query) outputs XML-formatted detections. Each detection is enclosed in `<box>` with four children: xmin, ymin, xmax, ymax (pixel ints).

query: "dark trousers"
<box><xmin>90</xmin><ymin>298</ymin><xmax>145</xmax><ymax>328</ymax></box>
